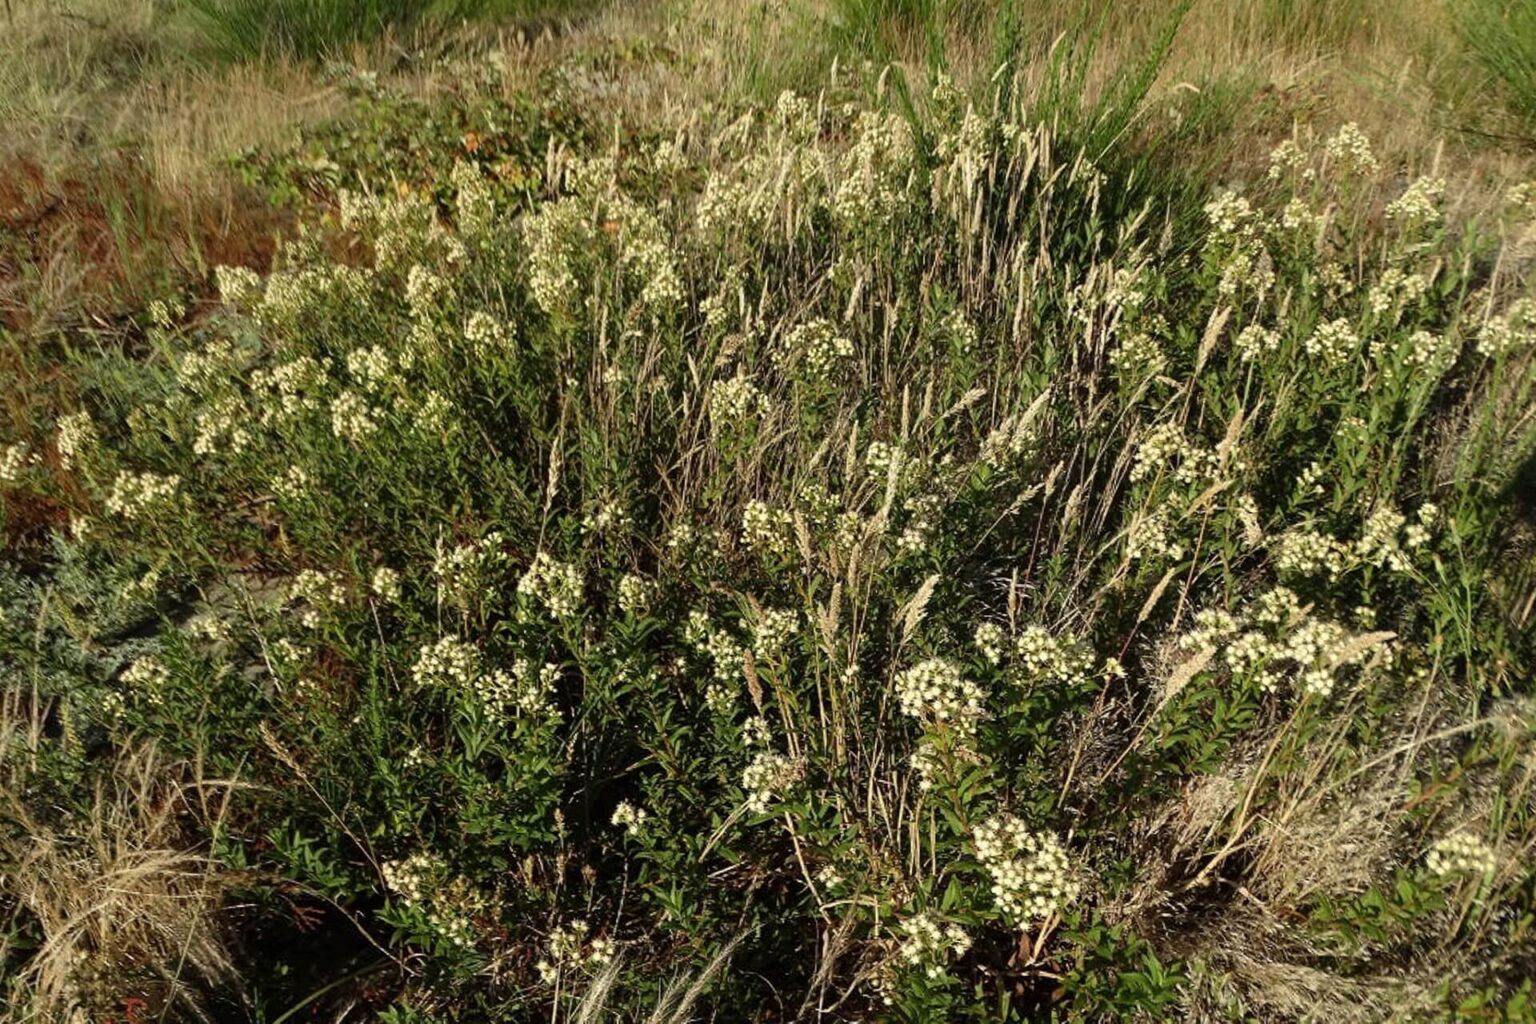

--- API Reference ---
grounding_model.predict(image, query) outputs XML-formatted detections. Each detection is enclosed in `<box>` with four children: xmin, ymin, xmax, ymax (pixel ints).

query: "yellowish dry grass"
<box><xmin>0</xmin><ymin>694</ymin><xmax>241</xmax><ymax>1020</ymax></box>
<box><xmin>653</xmin><ymin>0</ymin><xmax>1535</xmax><ymax>212</ymax></box>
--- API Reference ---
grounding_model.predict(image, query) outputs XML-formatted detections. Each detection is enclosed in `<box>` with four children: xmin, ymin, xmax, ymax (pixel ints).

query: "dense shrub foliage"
<box><xmin>3</xmin><ymin>63</ymin><xmax>1536</xmax><ymax>1021</ymax></box>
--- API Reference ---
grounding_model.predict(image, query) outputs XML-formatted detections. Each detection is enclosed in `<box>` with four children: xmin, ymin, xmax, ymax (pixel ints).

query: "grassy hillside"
<box><xmin>2</xmin><ymin>1</ymin><xmax>1535</xmax><ymax>1021</ymax></box>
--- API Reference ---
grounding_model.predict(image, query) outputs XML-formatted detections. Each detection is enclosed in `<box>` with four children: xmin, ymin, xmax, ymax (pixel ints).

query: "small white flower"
<box><xmin>742</xmin><ymin>501</ymin><xmax>793</xmax><ymax>557</ymax></box>
<box><xmin>742</xmin><ymin>749</ymin><xmax>803</xmax><ymax>814</ymax></box>
<box><xmin>0</xmin><ymin>443</ymin><xmax>36</xmax><ymax>484</ymax></box>
<box><xmin>55</xmin><ymin>411</ymin><xmax>98</xmax><ymax>470</ymax></box>
<box><xmin>895</xmin><ymin>658</ymin><xmax>985</xmax><ymax>734</ymax></box>
<box><xmin>517</xmin><ymin>552</ymin><xmax>583</xmax><ymax>619</ymax></box>
<box><xmin>1427</xmin><ymin>831</ymin><xmax>1496</xmax><ymax>879</ymax></box>
<box><xmin>973</xmin><ymin>814</ymin><xmax>1080</xmax><ymax>924</ymax></box>
<box><xmin>371</xmin><ymin>567</ymin><xmax>402</xmax><ymax>604</ymax></box>
<box><xmin>611</xmin><ymin>801</ymin><xmax>649</xmax><ymax>836</ymax></box>
<box><xmin>104</xmin><ymin>470</ymin><xmax>181</xmax><ymax>521</ymax></box>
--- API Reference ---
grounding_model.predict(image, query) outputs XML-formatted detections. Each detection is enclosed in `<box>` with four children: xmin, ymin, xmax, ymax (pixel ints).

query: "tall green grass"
<box><xmin>179</xmin><ymin>0</ymin><xmax>594</xmax><ymax>61</ymax></box>
<box><xmin>1456</xmin><ymin>0</ymin><xmax>1536</xmax><ymax>135</ymax></box>
<box><xmin>1256</xmin><ymin>0</ymin><xmax>1373</xmax><ymax>51</ymax></box>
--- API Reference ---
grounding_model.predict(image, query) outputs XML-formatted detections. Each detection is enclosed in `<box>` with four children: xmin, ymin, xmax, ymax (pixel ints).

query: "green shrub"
<box><xmin>4</xmin><ymin>53</ymin><xmax>1536</xmax><ymax>1023</ymax></box>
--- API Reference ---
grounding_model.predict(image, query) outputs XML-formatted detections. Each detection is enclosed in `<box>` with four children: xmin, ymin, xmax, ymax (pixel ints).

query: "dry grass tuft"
<box><xmin>0</xmin><ymin>706</ymin><xmax>241</xmax><ymax>1022</ymax></box>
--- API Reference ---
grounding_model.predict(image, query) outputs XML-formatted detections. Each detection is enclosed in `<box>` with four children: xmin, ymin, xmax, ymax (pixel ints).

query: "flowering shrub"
<box><xmin>3</xmin><ymin>59</ymin><xmax>1535</xmax><ymax>1024</ymax></box>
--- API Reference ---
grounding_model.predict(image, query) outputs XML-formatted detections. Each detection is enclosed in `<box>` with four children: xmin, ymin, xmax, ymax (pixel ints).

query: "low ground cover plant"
<box><xmin>2</xmin><ymin>30</ymin><xmax>1536</xmax><ymax>1024</ymax></box>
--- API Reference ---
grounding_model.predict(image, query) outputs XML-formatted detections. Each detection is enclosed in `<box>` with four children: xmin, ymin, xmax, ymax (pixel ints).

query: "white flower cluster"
<box><xmin>1507</xmin><ymin>180</ymin><xmax>1536</xmax><ymax>217</ymax></box>
<box><xmin>1266</xmin><ymin>138</ymin><xmax>1311</xmax><ymax>181</ymax></box>
<box><xmin>464</xmin><ymin>310</ymin><xmax>513</xmax><ymax>355</ymax></box>
<box><xmin>251</xmin><ymin>354</ymin><xmax>331</xmax><ymax>426</ymax></box>
<box><xmin>1126</xmin><ymin>509</ymin><xmax>1185</xmax><ymax>562</ymax></box>
<box><xmin>752</xmin><ymin>607</ymin><xmax>799</xmax><ymax>659</ymax></box>
<box><xmin>1366</xmin><ymin>268</ymin><xmax>1429</xmax><ymax>319</ymax></box>
<box><xmin>536</xmin><ymin>919</ymin><xmax>614</xmax><ymax>983</ymax></box>
<box><xmin>942</xmin><ymin>308</ymin><xmax>979</xmax><ymax>354</ymax></box>
<box><xmin>865</xmin><ymin>439</ymin><xmax>910</xmax><ymax>484</ymax></box>
<box><xmin>176</xmin><ymin>338</ymin><xmax>242</xmax><ymax>396</ymax></box>
<box><xmin>1203</xmin><ymin>189</ymin><xmax>1275</xmax><ymax>297</ymax></box>
<box><xmin>145</xmin><ymin>295</ymin><xmax>179</xmax><ymax>327</ymax></box>
<box><xmin>1012</xmin><ymin>626</ymin><xmax>1097</xmax><ymax>687</ymax></box>
<box><xmin>894</xmin><ymin>658</ymin><xmax>985</xmax><ymax>733</ymax></box>
<box><xmin>259</xmin><ymin>262</ymin><xmax>375</xmax><ymax>332</ymax></box>
<box><xmin>473</xmin><ymin>658</ymin><xmax>561</xmax><ymax>720</ymax></box>
<box><xmin>1400</xmin><ymin>329</ymin><xmax>1459</xmax><ymax>370</ymax></box>
<box><xmin>973</xmin><ymin>814</ymin><xmax>1081</xmax><ymax>924</ymax></box>
<box><xmin>695</xmin><ymin>175</ymin><xmax>759</xmax><ymax>238</ymax></box>
<box><xmin>1184</xmin><ymin>607</ymin><xmax>1240</xmax><ymax>650</ymax></box>
<box><xmin>524</xmin><ymin>198</ymin><xmax>589</xmax><ymax>317</ymax></box>
<box><xmin>611</xmin><ymin>800</ymin><xmax>649</xmax><ymax>836</ymax></box>
<box><xmin>382</xmin><ymin>851</ymin><xmax>440</xmax><ymax>903</ymax></box>
<box><xmin>104</xmin><ymin>470</ymin><xmax>181</xmax><ymax>521</ymax></box>
<box><xmin>665</xmin><ymin>520</ymin><xmax>699</xmax><ymax>557</ymax></box>
<box><xmin>405</xmin><ymin>264</ymin><xmax>448</xmax><ymax>320</ymax></box>
<box><xmin>612</xmin><ymin>194</ymin><xmax>685</xmax><ymax>311</ymax></box>
<box><xmin>1109</xmin><ymin>331</ymin><xmax>1167</xmax><ymax>380</ymax></box>
<box><xmin>577</xmin><ymin>501</ymin><xmax>629</xmax><ymax>540</ymax></box>
<box><xmin>371</xmin><ymin>566</ymin><xmax>402</xmax><ymax>604</ymax></box>
<box><xmin>1426</xmin><ymin>830</ymin><xmax>1497</xmax><ymax>879</ymax></box>
<box><xmin>0</xmin><ymin>443</ymin><xmax>35</xmax><ymax>484</ymax></box>
<box><xmin>1318</xmin><ymin>261</ymin><xmax>1355</xmax><ymax>300</ymax></box>
<box><xmin>742</xmin><ymin>749</ymin><xmax>804</xmax><ymax>813</ymax></box>
<box><xmin>1272</xmin><ymin>528</ymin><xmax>1352</xmax><ymax>579</ymax></box>
<box><xmin>709</xmin><ymin>372</ymin><xmax>770</xmax><ymax>426</ymax></box>
<box><xmin>832</xmin><ymin>111</ymin><xmax>913</xmax><ymax>229</ymax></box>
<box><xmin>382</xmin><ymin>852</ymin><xmax>477</xmax><ymax>950</ymax></box>
<box><xmin>742</xmin><ymin>500</ymin><xmax>793</xmax><ymax>557</ymax></box>
<box><xmin>338</xmin><ymin>190</ymin><xmax>430</xmax><ymax>270</ymax></box>
<box><xmin>779</xmin><ymin>319</ymin><xmax>855</xmax><ymax>383</ymax></box>
<box><xmin>331</xmin><ymin>390</ymin><xmax>381</xmax><ymax>442</ymax></box>
<box><xmin>289</xmin><ymin>569</ymin><xmax>346</xmax><ymax>629</ymax></box>
<box><xmin>974</xmin><ymin>623</ymin><xmax>1006</xmax><ymax>665</ymax></box>
<box><xmin>1186</xmin><ymin>586</ymin><xmax>1389</xmax><ymax>699</ymax></box>
<box><xmin>895</xmin><ymin>493</ymin><xmax>941</xmax><ymax>557</ymax></box>
<box><xmin>1205</xmin><ymin>190</ymin><xmax>1258</xmax><ymax>239</ymax></box>
<box><xmin>192</xmin><ymin>395</ymin><xmax>254</xmax><ymax>457</ymax></box>
<box><xmin>617</xmin><ymin>572</ymin><xmax>655</xmax><ymax>616</ymax></box>
<box><xmin>272</xmin><ymin>465</ymin><xmax>311</xmax><ymax>501</ymax></box>
<box><xmin>742</xmin><ymin>714</ymin><xmax>772</xmax><ymax>749</ymax></box>
<box><xmin>346</xmin><ymin>344</ymin><xmax>403</xmax><ymax>397</ymax></box>
<box><xmin>434</xmin><ymin>532</ymin><xmax>506</xmax><ymax>607</ymax></box>
<box><xmin>1385</xmin><ymin>176</ymin><xmax>1445</xmax><ymax>226</ymax></box>
<box><xmin>1278</xmin><ymin>197</ymin><xmax>1320</xmax><ymax>233</ymax></box>
<box><xmin>452</xmin><ymin>160</ymin><xmax>495</xmax><ymax>239</ymax></box>
<box><xmin>774</xmin><ymin>90</ymin><xmax>818</xmax><ymax>138</ymax></box>
<box><xmin>517</xmin><ymin>552</ymin><xmax>583</xmax><ymax>618</ymax></box>
<box><xmin>1219</xmin><ymin>246</ymin><xmax>1275</xmax><ymax>298</ymax></box>
<box><xmin>55</xmin><ymin>411</ymin><xmax>97</xmax><ymax>469</ymax></box>
<box><xmin>513</xmin><ymin>658</ymin><xmax>561</xmax><ymax>717</ymax></box>
<box><xmin>1475</xmin><ymin>298</ymin><xmax>1536</xmax><ymax>359</ymax></box>
<box><xmin>1274</xmin><ymin>503</ymin><xmax>1437</xmax><ymax>580</ymax></box>
<box><xmin>412</xmin><ymin>637</ymin><xmax>480</xmax><ymax>690</ymax></box>
<box><xmin>896</xmin><ymin>911</ymin><xmax>972</xmax><ymax>980</ymax></box>
<box><xmin>685</xmin><ymin>608</ymin><xmax>746</xmax><ymax>712</ymax></box>
<box><xmin>214</xmin><ymin>264</ymin><xmax>264</xmax><ymax>308</ymax></box>
<box><xmin>1358</xmin><ymin>504</ymin><xmax>1437</xmax><ymax>570</ymax></box>
<box><xmin>187</xmin><ymin>612</ymin><xmax>231</xmax><ymax>644</ymax></box>
<box><xmin>1303</xmin><ymin>318</ymin><xmax>1360</xmax><ymax>366</ymax></box>
<box><xmin>1131</xmin><ymin>422</ymin><xmax>1218</xmax><ymax>485</ymax></box>
<box><xmin>1323</xmin><ymin>123</ymin><xmax>1379</xmax><ymax>175</ymax></box>
<box><xmin>121</xmin><ymin>655</ymin><xmax>170</xmax><ymax>704</ymax></box>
